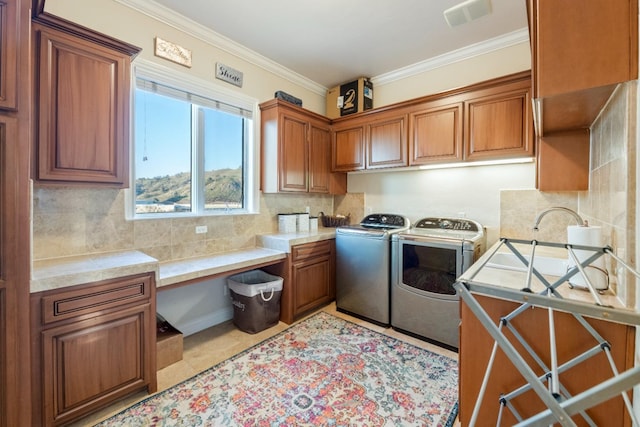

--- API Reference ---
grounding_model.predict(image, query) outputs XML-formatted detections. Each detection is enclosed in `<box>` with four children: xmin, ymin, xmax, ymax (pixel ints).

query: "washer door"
<box><xmin>396</xmin><ymin>239</ymin><xmax>462</xmax><ymax>301</ymax></box>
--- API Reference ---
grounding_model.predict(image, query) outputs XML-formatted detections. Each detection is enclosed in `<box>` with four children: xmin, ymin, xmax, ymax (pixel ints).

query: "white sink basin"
<box><xmin>485</xmin><ymin>252</ymin><xmax>568</xmax><ymax>277</ymax></box>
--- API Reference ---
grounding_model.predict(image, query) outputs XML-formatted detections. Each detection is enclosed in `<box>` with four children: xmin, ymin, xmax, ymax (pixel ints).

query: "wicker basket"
<box><xmin>319</xmin><ymin>212</ymin><xmax>350</xmax><ymax>228</ymax></box>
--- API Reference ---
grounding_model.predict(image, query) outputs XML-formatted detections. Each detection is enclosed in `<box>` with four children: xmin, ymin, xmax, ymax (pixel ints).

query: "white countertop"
<box><xmin>158</xmin><ymin>247</ymin><xmax>286</xmax><ymax>288</ymax></box>
<box><xmin>459</xmin><ymin>240</ymin><xmax>625</xmax><ymax>309</ymax></box>
<box><xmin>31</xmin><ymin>250</ymin><xmax>159</xmax><ymax>293</ymax></box>
<box><xmin>257</xmin><ymin>228</ymin><xmax>336</xmax><ymax>252</ymax></box>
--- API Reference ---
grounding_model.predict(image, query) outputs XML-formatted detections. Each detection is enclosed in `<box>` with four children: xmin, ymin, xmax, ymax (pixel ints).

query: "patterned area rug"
<box><xmin>96</xmin><ymin>312</ymin><xmax>458</xmax><ymax>426</ymax></box>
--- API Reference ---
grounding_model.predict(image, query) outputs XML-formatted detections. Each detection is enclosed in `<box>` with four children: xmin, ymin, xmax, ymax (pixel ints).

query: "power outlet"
<box><xmin>195</xmin><ymin>225</ymin><xmax>208</xmax><ymax>234</ymax></box>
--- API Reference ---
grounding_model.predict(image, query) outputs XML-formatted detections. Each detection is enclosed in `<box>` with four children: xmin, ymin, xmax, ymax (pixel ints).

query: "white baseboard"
<box><xmin>175</xmin><ymin>307</ymin><xmax>234</xmax><ymax>337</ymax></box>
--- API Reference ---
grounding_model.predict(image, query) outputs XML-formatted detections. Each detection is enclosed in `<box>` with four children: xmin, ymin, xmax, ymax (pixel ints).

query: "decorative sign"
<box><xmin>154</xmin><ymin>37</ymin><xmax>192</xmax><ymax>68</ymax></box>
<box><xmin>215</xmin><ymin>63</ymin><xmax>243</xmax><ymax>88</ymax></box>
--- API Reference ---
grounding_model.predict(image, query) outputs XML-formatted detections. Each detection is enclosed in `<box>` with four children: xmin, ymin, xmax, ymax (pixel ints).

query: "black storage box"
<box><xmin>227</xmin><ymin>270</ymin><xmax>283</xmax><ymax>334</ymax></box>
<box><xmin>326</xmin><ymin>77</ymin><xmax>373</xmax><ymax>118</ymax></box>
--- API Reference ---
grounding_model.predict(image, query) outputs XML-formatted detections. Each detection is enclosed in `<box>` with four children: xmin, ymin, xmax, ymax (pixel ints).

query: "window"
<box><xmin>130</xmin><ymin>60</ymin><xmax>258</xmax><ymax>218</ymax></box>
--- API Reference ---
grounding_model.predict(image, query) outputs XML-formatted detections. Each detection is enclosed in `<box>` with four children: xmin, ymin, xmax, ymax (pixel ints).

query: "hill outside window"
<box><xmin>130</xmin><ymin>61</ymin><xmax>258</xmax><ymax>218</ymax></box>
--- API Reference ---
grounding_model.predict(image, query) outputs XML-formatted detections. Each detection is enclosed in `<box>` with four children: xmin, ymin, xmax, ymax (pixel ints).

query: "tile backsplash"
<box><xmin>581</xmin><ymin>81</ymin><xmax>636</xmax><ymax>307</ymax></box>
<box><xmin>32</xmin><ymin>188</ymin><xmax>364</xmax><ymax>262</ymax></box>
<box><xmin>500</xmin><ymin>189</ymin><xmax>581</xmax><ymax>243</ymax></box>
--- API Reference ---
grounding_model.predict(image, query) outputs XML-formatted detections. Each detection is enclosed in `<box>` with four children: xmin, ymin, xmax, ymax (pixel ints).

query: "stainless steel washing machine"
<box><xmin>335</xmin><ymin>213</ymin><xmax>410</xmax><ymax>326</ymax></box>
<box><xmin>391</xmin><ymin>217</ymin><xmax>486</xmax><ymax>349</ymax></box>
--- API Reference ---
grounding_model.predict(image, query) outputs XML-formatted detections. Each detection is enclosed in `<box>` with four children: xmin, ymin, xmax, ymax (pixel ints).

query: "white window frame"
<box><xmin>126</xmin><ymin>58</ymin><xmax>260</xmax><ymax>219</ymax></box>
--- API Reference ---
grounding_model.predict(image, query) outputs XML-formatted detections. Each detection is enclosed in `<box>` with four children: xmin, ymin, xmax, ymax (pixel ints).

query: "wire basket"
<box><xmin>319</xmin><ymin>212</ymin><xmax>351</xmax><ymax>227</ymax></box>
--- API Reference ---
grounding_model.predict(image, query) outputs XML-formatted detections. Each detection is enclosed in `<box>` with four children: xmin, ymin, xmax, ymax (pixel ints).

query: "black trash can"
<box><xmin>227</xmin><ymin>270</ymin><xmax>283</xmax><ymax>334</ymax></box>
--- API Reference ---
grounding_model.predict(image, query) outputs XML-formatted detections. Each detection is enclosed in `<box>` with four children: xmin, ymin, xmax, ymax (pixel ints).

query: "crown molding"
<box><xmin>371</xmin><ymin>28</ymin><xmax>530</xmax><ymax>87</ymax></box>
<box><xmin>114</xmin><ymin>0</ymin><xmax>328</xmax><ymax>95</ymax></box>
<box><xmin>115</xmin><ymin>0</ymin><xmax>529</xmax><ymax>94</ymax></box>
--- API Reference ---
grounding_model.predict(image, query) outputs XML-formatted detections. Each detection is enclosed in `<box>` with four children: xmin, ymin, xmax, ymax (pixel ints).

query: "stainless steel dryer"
<box><xmin>391</xmin><ymin>217</ymin><xmax>486</xmax><ymax>349</ymax></box>
<box><xmin>335</xmin><ymin>213</ymin><xmax>410</xmax><ymax>326</ymax></box>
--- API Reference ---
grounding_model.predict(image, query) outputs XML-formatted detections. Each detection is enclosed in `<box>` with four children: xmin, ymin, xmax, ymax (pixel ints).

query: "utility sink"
<box><xmin>485</xmin><ymin>252</ymin><xmax>568</xmax><ymax>277</ymax></box>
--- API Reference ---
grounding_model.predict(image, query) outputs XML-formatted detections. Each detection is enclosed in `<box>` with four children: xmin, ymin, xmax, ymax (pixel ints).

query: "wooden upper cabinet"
<box><xmin>331</xmin><ymin>71</ymin><xmax>533</xmax><ymax>171</ymax></box>
<box><xmin>536</xmin><ymin>129</ymin><xmax>590</xmax><ymax>191</ymax></box>
<box><xmin>260</xmin><ymin>99</ymin><xmax>346</xmax><ymax>194</ymax></box>
<box><xmin>464</xmin><ymin>77</ymin><xmax>533</xmax><ymax>161</ymax></box>
<box><xmin>332</xmin><ymin>110</ymin><xmax>408</xmax><ymax>172</ymax></box>
<box><xmin>529</xmin><ymin>0</ymin><xmax>638</xmax><ymax>133</ymax></box>
<box><xmin>332</xmin><ymin>121</ymin><xmax>365</xmax><ymax>172</ymax></box>
<box><xmin>531</xmin><ymin>0</ymin><xmax>637</xmax><ymax>98</ymax></box>
<box><xmin>33</xmin><ymin>19</ymin><xmax>140</xmax><ymax>186</ymax></box>
<box><xmin>366</xmin><ymin>113</ymin><xmax>408</xmax><ymax>169</ymax></box>
<box><xmin>409</xmin><ymin>101</ymin><xmax>462</xmax><ymax>165</ymax></box>
<box><xmin>0</xmin><ymin>0</ymin><xmax>19</xmax><ymax>111</ymax></box>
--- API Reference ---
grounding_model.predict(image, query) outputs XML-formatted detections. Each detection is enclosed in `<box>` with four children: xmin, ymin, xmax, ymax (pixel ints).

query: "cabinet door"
<box><xmin>537</xmin><ymin>129</ymin><xmax>589</xmax><ymax>191</ymax></box>
<box><xmin>278</xmin><ymin>112</ymin><xmax>308</xmax><ymax>192</ymax></box>
<box><xmin>0</xmin><ymin>0</ymin><xmax>19</xmax><ymax>110</ymax></box>
<box><xmin>332</xmin><ymin>123</ymin><xmax>365</xmax><ymax>172</ymax></box>
<box><xmin>42</xmin><ymin>305</ymin><xmax>152</xmax><ymax>426</ymax></box>
<box><xmin>464</xmin><ymin>80</ymin><xmax>534</xmax><ymax>161</ymax></box>
<box><xmin>34</xmin><ymin>24</ymin><xmax>131</xmax><ymax>186</ymax></box>
<box><xmin>409</xmin><ymin>102</ymin><xmax>462</xmax><ymax>165</ymax></box>
<box><xmin>292</xmin><ymin>255</ymin><xmax>332</xmax><ymax>316</ymax></box>
<box><xmin>309</xmin><ymin>121</ymin><xmax>347</xmax><ymax>195</ymax></box>
<box><xmin>529</xmin><ymin>0</ymin><xmax>637</xmax><ymax>133</ymax></box>
<box><xmin>308</xmin><ymin>121</ymin><xmax>330</xmax><ymax>193</ymax></box>
<box><xmin>366</xmin><ymin>114</ymin><xmax>408</xmax><ymax>169</ymax></box>
<box><xmin>532</xmin><ymin>0</ymin><xmax>637</xmax><ymax>98</ymax></box>
<box><xmin>290</xmin><ymin>240</ymin><xmax>335</xmax><ymax>317</ymax></box>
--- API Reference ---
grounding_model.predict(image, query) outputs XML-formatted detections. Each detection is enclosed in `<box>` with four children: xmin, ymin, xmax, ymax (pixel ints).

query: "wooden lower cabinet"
<box><xmin>459</xmin><ymin>294</ymin><xmax>634</xmax><ymax>426</ymax></box>
<box><xmin>264</xmin><ymin>239</ymin><xmax>335</xmax><ymax>324</ymax></box>
<box><xmin>31</xmin><ymin>273</ymin><xmax>157</xmax><ymax>426</ymax></box>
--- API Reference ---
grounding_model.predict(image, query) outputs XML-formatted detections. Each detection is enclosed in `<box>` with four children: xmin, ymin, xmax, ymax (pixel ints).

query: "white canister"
<box><xmin>296</xmin><ymin>212</ymin><xmax>309</xmax><ymax>232</ymax></box>
<box><xmin>567</xmin><ymin>225</ymin><xmax>608</xmax><ymax>290</ymax></box>
<box><xmin>309</xmin><ymin>216</ymin><xmax>318</xmax><ymax>232</ymax></box>
<box><xmin>278</xmin><ymin>214</ymin><xmax>297</xmax><ymax>233</ymax></box>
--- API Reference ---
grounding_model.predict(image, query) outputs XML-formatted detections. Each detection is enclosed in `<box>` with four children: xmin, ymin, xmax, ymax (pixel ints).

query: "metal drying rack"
<box><xmin>454</xmin><ymin>237</ymin><xmax>640</xmax><ymax>427</ymax></box>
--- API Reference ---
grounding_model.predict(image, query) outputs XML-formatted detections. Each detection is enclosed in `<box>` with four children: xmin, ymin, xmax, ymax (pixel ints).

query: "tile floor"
<box><xmin>70</xmin><ymin>303</ymin><xmax>460</xmax><ymax>426</ymax></box>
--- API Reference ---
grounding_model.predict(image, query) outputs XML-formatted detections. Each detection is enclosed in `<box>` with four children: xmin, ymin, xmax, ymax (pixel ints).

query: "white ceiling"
<box><xmin>150</xmin><ymin>0</ymin><xmax>529</xmax><ymax>89</ymax></box>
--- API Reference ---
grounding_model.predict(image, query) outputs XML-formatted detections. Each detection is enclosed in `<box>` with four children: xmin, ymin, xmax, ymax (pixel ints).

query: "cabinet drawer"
<box><xmin>291</xmin><ymin>240</ymin><xmax>332</xmax><ymax>261</ymax></box>
<box><xmin>41</xmin><ymin>273</ymin><xmax>153</xmax><ymax>325</ymax></box>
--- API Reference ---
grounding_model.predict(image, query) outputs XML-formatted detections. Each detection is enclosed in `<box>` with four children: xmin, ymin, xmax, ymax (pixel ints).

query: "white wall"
<box><xmin>349</xmin><ymin>162</ymin><xmax>535</xmax><ymax>243</ymax></box>
<box><xmin>374</xmin><ymin>42</ymin><xmax>531</xmax><ymax>107</ymax></box>
<box><xmin>157</xmin><ymin>278</ymin><xmax>232</xmax><ymax>336</ymax></box>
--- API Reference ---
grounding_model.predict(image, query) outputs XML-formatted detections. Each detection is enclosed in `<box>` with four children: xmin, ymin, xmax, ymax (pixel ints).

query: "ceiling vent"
<box><xmin>444</xmin><ymin>0</ymin><xmax>492</xmax><ymax>27</ymax></box>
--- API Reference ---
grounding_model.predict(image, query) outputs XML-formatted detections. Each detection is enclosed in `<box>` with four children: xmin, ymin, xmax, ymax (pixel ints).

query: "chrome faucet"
<box><xmin>532</xmin><ymin>207</ymin><xmax>586</xmax><ymax>231</ymax></box>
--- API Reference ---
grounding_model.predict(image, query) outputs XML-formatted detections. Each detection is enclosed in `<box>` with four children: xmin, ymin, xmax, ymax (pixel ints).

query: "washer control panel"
<box><xmin>360</xmin><ymin>213</ymin><xmax>408</xmax><ymax>229</ymax></box>
<box><xmin>415</xmin><ymin>217</ymin><xmax>481</xmax><ymax>232</ymax></box>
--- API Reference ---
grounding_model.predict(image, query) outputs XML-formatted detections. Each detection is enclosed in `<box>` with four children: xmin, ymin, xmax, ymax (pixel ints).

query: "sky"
<box><xmin>134</xmin><ymin>89</ymin><xmax>244</xmax><ymax>179</ymax></box>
